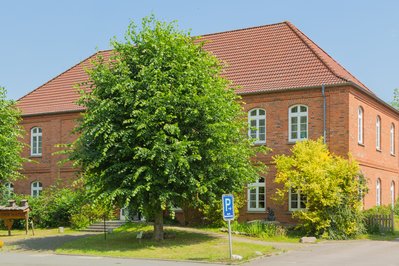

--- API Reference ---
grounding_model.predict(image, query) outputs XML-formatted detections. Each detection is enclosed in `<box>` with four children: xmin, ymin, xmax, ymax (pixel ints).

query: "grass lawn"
<box><xmin>56</xmin><ymin>223</ymin><xmax>278</xmax><ymax>262</ymax></box>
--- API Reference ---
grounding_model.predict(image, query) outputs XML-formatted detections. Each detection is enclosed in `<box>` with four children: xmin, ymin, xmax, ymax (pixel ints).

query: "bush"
<box><xmin>274</xmin><ymin>139</ymin><xmax>367</xmax><ymax>239</ymax></box>
<box><xmin>1</xmin><ymin>185</ymin><xmax>115</xmax><ymax>229</ymax></box>
<box><xmin>230</xmin><ymin>221</ymin><xmax>287</xmax><ymax>239</ymax></box>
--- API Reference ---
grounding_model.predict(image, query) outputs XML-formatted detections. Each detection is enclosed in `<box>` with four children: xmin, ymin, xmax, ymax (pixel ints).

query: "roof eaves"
<box><xmin>20</xmin><ymin>108</ymin><xmax>84</xmax><ymax>118</ymax></box>
<box><xmin>236</xmin><ymin>82</ymin><xmax>351</xmax><ymax>96</ymax></box>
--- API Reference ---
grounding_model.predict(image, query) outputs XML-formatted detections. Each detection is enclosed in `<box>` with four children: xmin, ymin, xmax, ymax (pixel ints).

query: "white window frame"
<box><xmin>4</xmin><ymin>182</ymin><xmax>14</xmax><ymax>196</ymax></box>
<box><xmin>288</xmin><ymin>105</ymin><xmax>308</xmax><ymax>142</ymax></box>
<box><xmin>391</xmin><ymin>124</ymin><xmax>395</xmax><ymax>155</ymax></box>
<box><xmin>247</xmin><ymin>177</ymin><xmax>266</xmax><ymax>212</ymax></box>
<box><xmin>289</xmin><ymin>188</ymin><xmax>306</xmax><ymax>211</ymax></box>
<box><xmin>376</xmin><ymin>178</ymin><xmax>381</xmax><ymax>206</ymax></box>
<box><xmin>31</xmin><ymin>181</ymin><xmax>43</xmax><ymax>197</ymax></box>
<box><xmin>376</xmin><ymin>116</ymin><xmax>381</xmax><ymax>150</ymax></box>
<box><xmin>391</xmin><ymin>181</ymin><xmax>395</xmax><ymax>208</ymax></box>
<box><xmin>248</xmin><ymin>108</ymin><xmax>266</xmax><ymax>144</ymax></box>
<box><xmin>358</xmin><ymin>107</ymin><xmax>363</xmax><ymax>144</ymax></box>
<box><xmin>30</xmin><ymin>127</ymin><xmax>42</xmax><ymax>156</ymax></box>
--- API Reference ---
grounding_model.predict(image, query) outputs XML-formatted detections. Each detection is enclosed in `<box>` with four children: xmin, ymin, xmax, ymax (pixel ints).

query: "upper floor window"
<box><xmin>358</xmin><ymin>107</ymin><xmax>363</xmax><ymax>144</ymax></box>
<box><xmin>289</xmin><ymin>105</ymin><xmax>308</xmax><ymax>142</ymax></box>
<box><xmin>4</xmin><ymin>182</ymin><xmax>14</xmax><ymax>196</ymax></box>
<box><xmin>391</xmin><ymin>124</ymin><xmax>395</xmax><ymax>155</ymax></box>
<box><xmin>31</xmin><ymin>127</ymin><xmax>42</xmax><ymax>156</ymax></box>
<box><xmin>289</xmin><ymin>188</ymin><xmax>306</xmax><ymax>211</ymax></box>
<box><xmin>376</xmin><ymin>116</ymin><xmax>381</xmax><ymax>150</ymax></box>
<box><xmin>31</xmin><ymin>181</ymin><xmax>43</xmax><ymax>197</ymax></box>
<box><xmin>391</xmin><ymin>181</ymin><xmax>395</xmax><ymax>208</ymax></box>
<box><xmin>376</xmin><ymin>178</ymin><xmax>381</xmax><ymax>206</ymax></box>
<box><xmin>248</xmin><ymin>109</ymin><xmax>266</xmax><ymax>144</ymax></box>
<box><xmin>247</xmin><ymin>177</ymin><xmax>266</xmax><ymax>211</ymax></box>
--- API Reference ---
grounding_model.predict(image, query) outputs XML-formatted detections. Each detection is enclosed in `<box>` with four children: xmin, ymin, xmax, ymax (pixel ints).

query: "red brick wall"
<box><xmin>14</xmin><ymin>112</ymin><xmax>80</xmax><ymax>195</ymax></box>
<box><xmin>348</xmin><ymin>88</ymin><xmax>399</xmax><ymax>209</ymax></box>
<box><xmin>238</xmin><ymin>86</ymin><xmax>350</xmax><ymax>223</ymax></box>
<box><xmin>15</xmin><ymin>84</ymin><xmax>399</xmax><ymax>224</ymax></box>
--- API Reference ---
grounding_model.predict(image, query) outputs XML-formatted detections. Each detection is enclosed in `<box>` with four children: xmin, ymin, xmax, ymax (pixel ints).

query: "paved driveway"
<box><xmin>247</xmin><ymin>239</ymin><xmax>399</xmax><ymax>266</ymax></box>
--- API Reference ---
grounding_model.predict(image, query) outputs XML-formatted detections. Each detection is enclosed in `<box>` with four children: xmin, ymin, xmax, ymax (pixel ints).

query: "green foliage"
<box><xmin>1</xmin><ymin>185</ymin><xmax>114</xmax><ymax>229</ymax></box>
<box><xmin>394</xmin><ymin>199</ymin><xmax>399</xmax><ymax>216</ymax></box>
<box><xmin>363</xmin><ymin>206</ymin><xmax>394</xmax><ymax>234</ymax></box>
<box><xmin>0</xmin><ymin>87</ymin><xmax>26</xmax><ymax>191</ymax></box>
<box><xmin>391</xmin><ymin>88</ymin><xmax>399</xmax><ymax>110</ymax></box>
<box><xmin>274</xmin><ymin>138</ymin><xmax>366</xmax><ymax>239</ymax></box>
<box><xmin>230</xmin><ymin>221</ymin><xmax>287</xmax><ymax>238</ymax></box>
<box><xmin>68</xmin><ymin>16</ymin><xmax>266</xmax><ymax>238</ymax></box>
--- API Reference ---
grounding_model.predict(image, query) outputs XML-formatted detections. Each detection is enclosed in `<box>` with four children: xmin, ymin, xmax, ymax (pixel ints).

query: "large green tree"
<box><xmin>274</xmin><ymin>138</ymin><xmax>366</xmax><ymax>239</ymax></box>
<box><xmin>70</xmin><ymin>16</ymin><xmax>265</xmax><ymax>240</ymax></box>
<box><xmin>0</xmin><ymin>87</ymin><xmax>25</xmax><ymax>198</ymax></box>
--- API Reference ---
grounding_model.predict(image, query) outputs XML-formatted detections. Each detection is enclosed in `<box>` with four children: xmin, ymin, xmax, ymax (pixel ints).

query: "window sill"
<box><xmin>29</xmin><ymin>155</ymin><xmax>42</xmax><ymax>158</ymax></box>
<box><xmin>376</xmin><ymin>149</ymin><xmax>381</xmax><ymax>152</ymax></box>
<box><xmin>247</xmin><ymin>210</ymin><xmax>266</xmax><ymax>213</ymax></box>
<box><xmin>358</xmin><ymin>143</ymin><xmax>365</xmax><ymax>147</ymax></box>
<box><xmin>391</xmin><ymin>153</ymin><xmax>396</xmax><ymax>157</ymax></box>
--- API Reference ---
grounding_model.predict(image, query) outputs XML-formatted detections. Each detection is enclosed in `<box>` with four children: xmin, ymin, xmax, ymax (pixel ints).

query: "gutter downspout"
<box><xmin>322</xmin><ymin>84</ymin><xmax>326</xmax><ymax>144</ymax></box>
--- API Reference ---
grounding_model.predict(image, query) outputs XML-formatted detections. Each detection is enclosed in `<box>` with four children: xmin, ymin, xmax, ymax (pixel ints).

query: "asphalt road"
<box><xmin>247</xmin><ymin>239</ymin><xmax>399</xmax><ymax>266</ymax></box>
<box><xmin>2</xmin><ymin>239</ymin><xmax>399</xmax><ymax>265</ymax></box>
<box><xmin>0</xmin><ymin>252</ymin><xmax>221</xmax><ymax>266</ymax></box>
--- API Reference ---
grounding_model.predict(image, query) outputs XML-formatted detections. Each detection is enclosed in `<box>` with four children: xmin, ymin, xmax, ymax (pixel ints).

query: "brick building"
<box><xmin>14</xmin><ymin>22</ymin><xmax>398</xmax><ymax>223</ymax></box>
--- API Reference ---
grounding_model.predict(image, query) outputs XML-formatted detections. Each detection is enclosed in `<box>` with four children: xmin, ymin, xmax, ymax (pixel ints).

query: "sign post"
<box><xmin>222</xmin><ymin>194</ymin><xmax>234</xmax><ymax>260</ymax></box>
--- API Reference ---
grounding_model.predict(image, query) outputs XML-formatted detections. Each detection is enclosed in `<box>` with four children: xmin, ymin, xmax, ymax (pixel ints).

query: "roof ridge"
<box><xmin>284</xmin><ymin>21</ymin><xmax>371</xmax><ymax>92</ymax></box>
<box><xmin>283</xmin><ymin>21</ymin><xmax>347</xmax><ymax>84</ymax></box>
<box><xmin>199</xmin><ymin>21</ymin><xmax>287</xmax><ymax>38</ymax></box>
<box><xmin>17</xmin><ymin>51</ymin><xmax>102</xmax><ymax>102</ymax></box>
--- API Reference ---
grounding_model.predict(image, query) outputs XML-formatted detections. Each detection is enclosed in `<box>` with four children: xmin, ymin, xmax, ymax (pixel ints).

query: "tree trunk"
<box><xmin>153</xmin><ymin>209</ymin><xmax>164</xmax><ymax>241</ymax></box>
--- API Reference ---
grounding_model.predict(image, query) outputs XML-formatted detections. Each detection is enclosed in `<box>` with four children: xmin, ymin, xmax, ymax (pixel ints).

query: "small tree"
<box><xmin>0</xmin><ymin>87</ymin><xmax>25</xmax><ymax>199</ymax></box>
<box><xmin>70</xmin><ymin>16</ymin><xmax>265</xmax><ymax>240</ymax></box>
<box><xmin>391</xmin><ymin>88</ymin><xmax>399</xmax><ymax>110</ymax></box>
<box><xmin>274</xmin><ymin>138</ymin><xmax>366</xmax><ymax>239</ymax></box>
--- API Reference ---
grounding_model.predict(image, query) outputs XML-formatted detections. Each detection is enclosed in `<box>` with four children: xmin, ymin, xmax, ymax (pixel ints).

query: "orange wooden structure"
<box><xmin>0</xmin><ymin>200</ymin><xmax>29</xmax><ymax>236</ymax></box>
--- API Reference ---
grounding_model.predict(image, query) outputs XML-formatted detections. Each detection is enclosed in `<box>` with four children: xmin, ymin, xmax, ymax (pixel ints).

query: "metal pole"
<box><xmin>104</xmin><ymin>215</ymin><xmax>106</xmax><ymax>240</ymax></box>
<box><xmin>228</xmin><ymin>219</ymin><xmax>232</xmax><ymax>259</ymax></box>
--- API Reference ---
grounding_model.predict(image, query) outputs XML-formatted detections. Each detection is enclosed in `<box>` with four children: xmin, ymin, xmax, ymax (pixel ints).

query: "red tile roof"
<box><xmin>17</xmin><ymin>21</ymin><xmax>371</xmax><ymax>116</ymax></box>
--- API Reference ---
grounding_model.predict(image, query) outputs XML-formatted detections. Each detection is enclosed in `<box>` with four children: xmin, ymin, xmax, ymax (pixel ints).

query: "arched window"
<box><xmin>358</xmin><ymin>107</ymin><xmax>363</xmax><ymax>144</ymax></box>
<box><xmin>247</xmin><ymin>177</ymin><xmax>266</xmax><ymax>211</ymax></box>
<box><xmin>391</xmin><ymin>181</ymin><xmax>395</xmax><ymax>208</ymax></box>
<box><xmin>31</xmin><ymin>181</ymin><xmax>43</xmax><ymax>197</ymax></box>
<box><xmin>391</xmin><ymin>124</ymin><xmax>395</xmax><ymax>155</ymax></box>
<box><xmin>376</xmin><ymin>116</ymin><xmax>381</xmax><ymax>150</ymax></box>
<box><xmin>289</xmin><ymin>105</ymin><xmax>308</xmax><ymax>142</ymax></box>
<box><xmin>4</xmin><ymin>182</ymin><xmax>14</xmax><ymax>196</ymax></box>
<box><xmin>248</xmin><ymin>109</ymin><xmax>266</xmax><ymax>144</ymax></box>
<box><xmin>376</xmin><ymin>178</ymin><xmax>381</xmax><ymax>206</ymax></box>
<box><xmin>289</xmin><ymin>188</ymin><xmax>306</xmax><ymax>211</ymax></box>
<box><xmin>31</xmin><ymin>127</ymin><xmax>42</xmax><ymax>156</ymax></box>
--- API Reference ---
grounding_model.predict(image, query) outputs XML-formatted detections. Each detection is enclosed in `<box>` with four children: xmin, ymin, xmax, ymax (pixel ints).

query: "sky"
<box><xmin>1</xmin><ymin>0</ymin><xmax>398</xmax><ymax>103</ymax></box>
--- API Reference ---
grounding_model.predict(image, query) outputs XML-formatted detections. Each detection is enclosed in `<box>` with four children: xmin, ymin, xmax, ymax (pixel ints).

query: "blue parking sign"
<box><xmin>222</xmin><ymin>194</ymin><xmax>234</xmax><ymax>220</ymax></box>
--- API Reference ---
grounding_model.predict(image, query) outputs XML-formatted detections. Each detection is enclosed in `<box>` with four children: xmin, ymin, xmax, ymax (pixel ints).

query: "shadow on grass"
<box><xmin>58</xmin><ymin>223</ymin><xmax>217</xmax><ymax>253</ymax></box>
<box><xmin>7</xmin><ymin>234</ymin><xmax>98</xmax><ymax>252</ymax></box>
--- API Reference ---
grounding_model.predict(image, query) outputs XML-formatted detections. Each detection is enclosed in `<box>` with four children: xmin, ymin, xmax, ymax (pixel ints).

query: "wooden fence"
<box><xmin>365</xmin><ymin>212</ymin><xmax>395</xmax><ymax>233</ymax></box>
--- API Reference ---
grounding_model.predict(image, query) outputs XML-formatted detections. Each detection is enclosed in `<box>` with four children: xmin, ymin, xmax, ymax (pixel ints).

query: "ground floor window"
<box><xmin>4</xmin><ymin>182</ymin><xmax>14</xmax><ymax>196</ymax></box>
<box><xmin>31</xmin><ymin>181</ymin><xmax>43</xmax><ymax>197</ymax></box>
<box><xmin>289</xmin><ymin>188</ymin><xmax>306</xmax><ymax>211</ymax></box>
<box><xmin>247</xmin><ymin>177</ymin><xmax>266</xmax><ymax>211</ymax></box>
